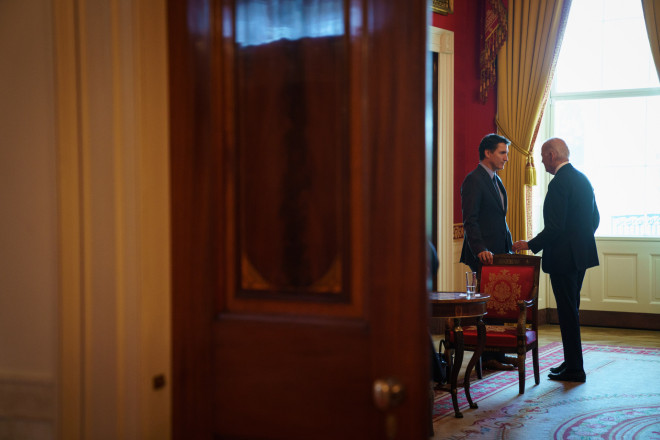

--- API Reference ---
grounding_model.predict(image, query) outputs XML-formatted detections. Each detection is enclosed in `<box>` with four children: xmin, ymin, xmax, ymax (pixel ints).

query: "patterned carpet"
<box><xmin>433</xmin><ymin>342</ymin><xmax>660</xmax><ymax>439</ymax></box>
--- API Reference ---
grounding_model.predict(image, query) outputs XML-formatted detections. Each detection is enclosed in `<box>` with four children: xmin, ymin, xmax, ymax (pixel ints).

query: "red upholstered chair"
<box><xmin>445</xmin><ymin>254</ymin><xmax>542</xmax><ymax>394</ymax></box>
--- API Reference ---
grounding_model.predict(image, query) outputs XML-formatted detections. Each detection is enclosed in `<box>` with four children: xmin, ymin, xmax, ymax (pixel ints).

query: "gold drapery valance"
<box><xmin>480</xmin><ymin>0</ymin><xmax>508</xmax><ymax>103</ymax></box>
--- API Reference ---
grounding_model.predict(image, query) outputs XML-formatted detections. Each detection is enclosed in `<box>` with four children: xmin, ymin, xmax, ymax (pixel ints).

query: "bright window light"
<box><xmin>542</xmin><ymin>0</ymin><xmax>660</xmax><ymax>237</ymax></box>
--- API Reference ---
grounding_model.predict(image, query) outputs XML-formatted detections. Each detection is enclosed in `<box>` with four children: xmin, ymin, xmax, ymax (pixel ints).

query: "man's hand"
<box><xmin>512</xmin><ymin>240</ymin><xmax>529</xmax><ymax>252</ymax></box>
<box><xmin>478</xmin><ymin>250</ymin><xmax>494</xmax><ymax>265</ymax></box>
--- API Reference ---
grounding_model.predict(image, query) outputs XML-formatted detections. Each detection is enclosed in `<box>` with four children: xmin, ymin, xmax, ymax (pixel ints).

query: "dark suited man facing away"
<box><xmin>513</xmin><ymin>138</ymin><xmax>599</xmax><ymax>383</ymax></box>
<box><xmin>460</xmin><ymin>133</ymin><xmax>515</xmax><ymax>370</ymax></box>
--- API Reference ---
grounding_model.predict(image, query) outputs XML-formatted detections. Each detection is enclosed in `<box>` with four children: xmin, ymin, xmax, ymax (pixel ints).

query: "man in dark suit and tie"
<box><xmin>461</xmin><ymin>134</ymin><xmax>513</xmax><ymax>270</ymax></box>
<box><xmin>513</xmin><ymin>137</ymin><xmax>600</xmax><ymax>383</ymax></box>
<box><xmin>460</xmin><ymin>133</ymin><xmax>515</xmax><ymax>370</ymax></box>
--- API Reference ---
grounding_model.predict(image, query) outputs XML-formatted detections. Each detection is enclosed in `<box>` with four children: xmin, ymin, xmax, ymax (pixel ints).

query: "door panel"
<box><xmin>231</xmin><ymin>22</ymin><xmax>354</xmax><ymax>316</ymax></box>
<box><xmin>169</xmin><ymin>1</ymin><xmax>429</xmax><ymax>438</ymax></box>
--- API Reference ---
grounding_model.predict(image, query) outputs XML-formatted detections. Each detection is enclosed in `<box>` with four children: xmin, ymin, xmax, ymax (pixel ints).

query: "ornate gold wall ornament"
<box><xmin>432</xmin><ymin>0</ymin><xmax>454</xmax><ymax>15</ymax></box>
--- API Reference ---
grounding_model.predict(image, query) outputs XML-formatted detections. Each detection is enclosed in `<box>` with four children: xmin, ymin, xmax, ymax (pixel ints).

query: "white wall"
<box><xmin>0</xmin><ymin>0</ymin><xmax>58</xmax><ymax>437</ymax></box>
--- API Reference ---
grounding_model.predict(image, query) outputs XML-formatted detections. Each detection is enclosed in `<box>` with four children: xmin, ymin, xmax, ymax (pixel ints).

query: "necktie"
<box><xmin>493</xmin><ymin>176</ymin><xmax>503</xmax><ymax>208</ymax></box>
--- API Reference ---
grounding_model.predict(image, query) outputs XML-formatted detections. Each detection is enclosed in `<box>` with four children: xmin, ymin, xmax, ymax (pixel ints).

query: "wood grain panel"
<box><xmin>236</xmin><ymin>35</ymin><xmax>347</xmax><ymax>297</ymax></box>
<box><xmin>169</xmin><ymin>0</ymin><xmax>215</xmax><ymax>436</ymax></box>
<box><xmin>219</xmin><ymin>1</ymin><xmax>361</xmax><ymax>316</ymax></box>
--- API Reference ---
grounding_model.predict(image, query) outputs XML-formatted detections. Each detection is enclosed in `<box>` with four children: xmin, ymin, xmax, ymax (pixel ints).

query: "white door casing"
<box><xmin>55</xmin><ymin>0</ymin><xmax>171</xmax><ymax>438</ymax></box>
<box><xmin>429</xmin><ymin>26</ymin><xmax>455</xmax><ymax>291</ymax></box>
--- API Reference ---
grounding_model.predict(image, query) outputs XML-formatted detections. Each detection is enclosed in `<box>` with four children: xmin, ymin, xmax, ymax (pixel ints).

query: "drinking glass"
<box><xmin>465</xmin><ymin>271</ymin><xmax>477</xmax><ymax>298</ymax></box>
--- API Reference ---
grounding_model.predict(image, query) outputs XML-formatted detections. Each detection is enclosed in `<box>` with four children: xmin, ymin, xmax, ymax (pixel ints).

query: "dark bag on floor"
<box><xmin>431</xmin><ymin>339</ymin><xmax>448</xmax><ymax>384</ymax></box>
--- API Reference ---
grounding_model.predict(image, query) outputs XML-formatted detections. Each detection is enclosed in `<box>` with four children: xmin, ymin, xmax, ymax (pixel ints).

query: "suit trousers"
<box><xmin>550</xmin><ymin>270</ymin><xmax>586</xmax><ymax>372</ymax></box>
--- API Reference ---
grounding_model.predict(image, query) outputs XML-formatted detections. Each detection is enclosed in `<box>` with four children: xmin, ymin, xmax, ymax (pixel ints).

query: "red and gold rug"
<box><xmin>433</xmin><ymin>342</ymin><xmax>660</xmax><ymax>439</ymax></box>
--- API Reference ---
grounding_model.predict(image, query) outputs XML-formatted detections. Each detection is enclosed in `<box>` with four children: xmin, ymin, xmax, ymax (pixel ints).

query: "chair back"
<box><xmin>478</xmin><ymin>254</ymin><xmax>541</xmax><ymax>321</ymax></box>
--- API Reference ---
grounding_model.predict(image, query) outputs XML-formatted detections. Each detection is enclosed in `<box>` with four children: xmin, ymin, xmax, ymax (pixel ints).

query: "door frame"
<box><xmin>429</xmin><ymin>26</ymin><xmax>455</xmax><ymax>291</ymax></box>
<box><xmin>55</xmin><ymin>0</ymin><xmax>171</xmax><ymax>437</ymax></box>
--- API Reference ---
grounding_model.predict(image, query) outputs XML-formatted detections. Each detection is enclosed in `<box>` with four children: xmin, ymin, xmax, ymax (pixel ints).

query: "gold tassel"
<box><xmin>525</xmin><ymin>156</ymin><xmax>537</xmax><ymax>186</ymax></box>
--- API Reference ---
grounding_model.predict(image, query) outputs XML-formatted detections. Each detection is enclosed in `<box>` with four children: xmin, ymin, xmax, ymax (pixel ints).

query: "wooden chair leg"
<box><xmin>444</xmin><ymin>348</ymin><xmax>453</xmax><ymax>380</ymax></box>
<box><xmin>476</xmin><ymin>356</ymin><xmax>482</xmax><ymax>380</ymax></box>
<box><xmin>532</xmin><ymin>346</ymin><xmax>540</xmax><ymax>385</ymax></box>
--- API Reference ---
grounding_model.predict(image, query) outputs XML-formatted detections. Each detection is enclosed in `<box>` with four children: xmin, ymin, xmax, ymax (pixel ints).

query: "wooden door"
<box><xmin>169</xmin><ymin>1</ymin><xmax>430</xmax><ymax>438</ymax></box>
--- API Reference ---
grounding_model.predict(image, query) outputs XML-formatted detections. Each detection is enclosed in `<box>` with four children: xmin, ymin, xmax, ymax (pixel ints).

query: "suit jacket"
<box><xmin>528</xmin><ymin>163</ymin><xmax>600</xmax><ymax>274</ymax></box>
<box><xmin>460</xmin><ymin>165</ymin><xmax>512</xmax><ymax>270</ymax></box>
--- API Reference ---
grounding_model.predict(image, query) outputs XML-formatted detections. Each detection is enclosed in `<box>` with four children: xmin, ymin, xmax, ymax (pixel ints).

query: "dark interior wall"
<box><xmin>432</xmin><ymin>4</ymin><xmax>497</xmax><ymax>224</ymax></box>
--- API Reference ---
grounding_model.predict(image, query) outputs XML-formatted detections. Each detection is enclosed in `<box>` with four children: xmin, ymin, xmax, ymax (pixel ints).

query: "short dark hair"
<box><xmin>479</xmin><ymin>134</ymin><xmax>510</xmax><ymax>160</ymax></box>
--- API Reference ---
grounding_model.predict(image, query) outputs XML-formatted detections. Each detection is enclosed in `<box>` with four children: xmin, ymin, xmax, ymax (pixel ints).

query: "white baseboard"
<box><xmin>0</xmin><ymin>373</ymin><xmax>55</xmax><ymax>439</ymax></box>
